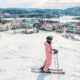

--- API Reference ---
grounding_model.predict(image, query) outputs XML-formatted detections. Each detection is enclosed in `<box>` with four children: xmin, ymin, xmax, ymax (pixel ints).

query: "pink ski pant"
<box><xmin>43</xmin><ymin>54</ymin><xmax>52</xmax><ymax>72</ymax></box>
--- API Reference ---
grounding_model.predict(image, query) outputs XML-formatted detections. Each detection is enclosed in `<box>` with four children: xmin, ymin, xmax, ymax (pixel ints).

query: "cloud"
<box><xmin>4</xmin><ymin>0</ymin><xmax>49</xmax><ymax>8</ymax></box>
<box><xmin>0</xmin><ymin>0</ymin><xmax>80</xmax><ymax>8</ymax></box>
<box><xmin>5</xmin><ymin>0</ymin><xmax>37</xmax><ymax>5</ymax></box>
<box><xmin>6</xmin><ymin>0</ymin><xmax>32</xmax><ymax>4</ymax></box>
<box><xmin>5</xmin><ymin>0</ymin><xmax>47</xmax><ymax>4</ymax></box>
<box><xmin>41</xmin><ymin>0</ymin><xmax>80</xmax><ymax>9</ymax></box>
<box><xmin>58</xmin><ymin>0</ymin><xmax>80</xmax><ymax>3</ymax></box>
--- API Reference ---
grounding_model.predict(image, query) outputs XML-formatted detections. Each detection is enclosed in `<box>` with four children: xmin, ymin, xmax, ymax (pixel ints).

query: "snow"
<box><xmin>0</xmin><ymin>30</ymin><xmax>80</xmax><ymax>80</ymax></box>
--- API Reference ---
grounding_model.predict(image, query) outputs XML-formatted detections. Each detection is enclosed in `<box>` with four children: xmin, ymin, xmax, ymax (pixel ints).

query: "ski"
<box><xmin>31</xmin><ymin>69</ymin><xmax>65</xmax><ymax>74</ymax></box>
<box><xmin>31</xmin><ymin>67</ymin><xmax>63</xmax><ymax>71</ymax></box>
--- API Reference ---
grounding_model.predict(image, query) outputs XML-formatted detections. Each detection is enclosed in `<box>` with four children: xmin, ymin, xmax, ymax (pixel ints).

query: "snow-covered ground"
<box><xmin>0</xmin><ymin>30</ymin><xmax>80</xmax><ymax>80</ymax></box>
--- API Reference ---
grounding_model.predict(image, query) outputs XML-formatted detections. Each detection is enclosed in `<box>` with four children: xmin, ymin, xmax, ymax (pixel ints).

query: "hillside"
<box><xmin>0</xmin><ymin>6</ymin><xmax>80</xmax><ymax>18</ymax></box>
<box><xmin>0</xmin><ymin>30</ymin><xmax>80</xmax><ymax>80</ymax></box>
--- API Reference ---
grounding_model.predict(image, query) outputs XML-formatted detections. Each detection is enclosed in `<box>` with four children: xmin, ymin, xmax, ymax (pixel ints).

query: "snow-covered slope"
<box><xmin>0</xmin><ymin>30</ymin><xmax>80</xmax><ymax>80</ymax></box>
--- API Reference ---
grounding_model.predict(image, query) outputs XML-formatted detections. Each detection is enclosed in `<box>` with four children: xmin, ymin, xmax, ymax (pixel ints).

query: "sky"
<box><xmin>0</xmin><ymin>0</ymin><xmax>80</xmax><ymax>9</ymax></box>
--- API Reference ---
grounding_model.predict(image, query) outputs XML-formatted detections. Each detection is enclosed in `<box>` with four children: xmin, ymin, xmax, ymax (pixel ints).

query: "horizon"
<box><xmin>1</xmin><ymin>6</ymin><xmax>80</xmax><ymax>10</ymax></box>
<box><xmin>0</xmin><ymin>0</ymin><xmax>80</xmax><ymax>9</ymax></box>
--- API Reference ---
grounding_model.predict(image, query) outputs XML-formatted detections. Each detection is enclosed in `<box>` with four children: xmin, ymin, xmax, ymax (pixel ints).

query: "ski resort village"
<box><xmin>0</xmin><ymin>7</ymin><xmax>80</xmax><ymax>80</ymax></box>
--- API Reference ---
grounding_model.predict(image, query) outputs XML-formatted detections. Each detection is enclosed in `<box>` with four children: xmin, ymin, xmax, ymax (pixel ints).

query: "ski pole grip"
<box><xmin>53</xmin><ymin>49</ymin><xmax>58</xmax><ymax>54</ymax></box>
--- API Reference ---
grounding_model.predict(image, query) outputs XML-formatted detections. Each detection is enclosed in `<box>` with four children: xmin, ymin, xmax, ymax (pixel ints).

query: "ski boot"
<box><xmin>40</xmin><ymin>66</ymin><xmax>44</xmax><ymax>70</ymax></box>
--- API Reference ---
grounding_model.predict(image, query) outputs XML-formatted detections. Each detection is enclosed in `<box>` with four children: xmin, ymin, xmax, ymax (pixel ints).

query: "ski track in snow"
<box><xmin>0</xmin><ymin>30</ymin><xmax>80</xmax><ymax>80</ymax></box>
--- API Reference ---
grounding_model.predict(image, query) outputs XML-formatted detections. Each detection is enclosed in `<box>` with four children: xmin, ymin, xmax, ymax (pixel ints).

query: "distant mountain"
<box><xmin>4</xmin><ymin>8</ymin><xmax>39</xmax><ymax>11</ymax></box>
<box><xmin>0</xmin><ymin>6</ymin><xmax>80</xmax><ymax>18</ymax></box>
<box><xmin>64</xmin><ymin>6</ymin><xmax>80</xmax><ymax>16</ymax></box>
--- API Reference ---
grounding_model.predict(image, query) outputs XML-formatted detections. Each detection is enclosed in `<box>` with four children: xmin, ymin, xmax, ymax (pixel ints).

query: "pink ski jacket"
<box><xmin>44</xmin><ymin>42</ymin><xmax>54</xmax><ymax>58</ymax></box>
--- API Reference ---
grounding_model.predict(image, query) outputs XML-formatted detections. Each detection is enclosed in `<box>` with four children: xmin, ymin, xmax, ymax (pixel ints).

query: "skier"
<box><xmin>40</xmin><ymin>36</ymin><xmax>58</xmax><ymax>73</ymax></box>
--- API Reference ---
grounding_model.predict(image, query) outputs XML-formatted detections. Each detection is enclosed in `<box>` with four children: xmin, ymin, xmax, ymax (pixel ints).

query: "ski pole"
<box><xmin>54</xmin><ymin>54</ymin><xmax>57</xmax><ymax>69</ymax></box>
<box><xmin>56</xmin><ymin>53</ymin><xmax>60</xmax><ymax>80</ymax></box>
<box><xmin>56</xmin><ymin>53</ymin><xmax>59</xmax><ymax>70</ymax></box>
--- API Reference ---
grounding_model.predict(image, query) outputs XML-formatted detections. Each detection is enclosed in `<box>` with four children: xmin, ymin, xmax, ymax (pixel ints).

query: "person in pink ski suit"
<box><xmin>43</xmin><ymin>36</ymin><xmax>54</xmax><ymax>72</ymax></box>
<box><xmin>40</xmin><ymin>36</ymin><xmax>53</xmax><ymax>73</ymax></box>
<box><xmin>40</xmin><ymin>36</ymin><xmax>58</xmax><ymax>73</ymax></box>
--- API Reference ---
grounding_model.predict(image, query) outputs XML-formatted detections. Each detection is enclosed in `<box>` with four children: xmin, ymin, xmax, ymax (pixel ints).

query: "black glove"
<box><xmin>53</xmin><ymin>49</ymin><xmax>58</xmax><ymax>54</ymax></box>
